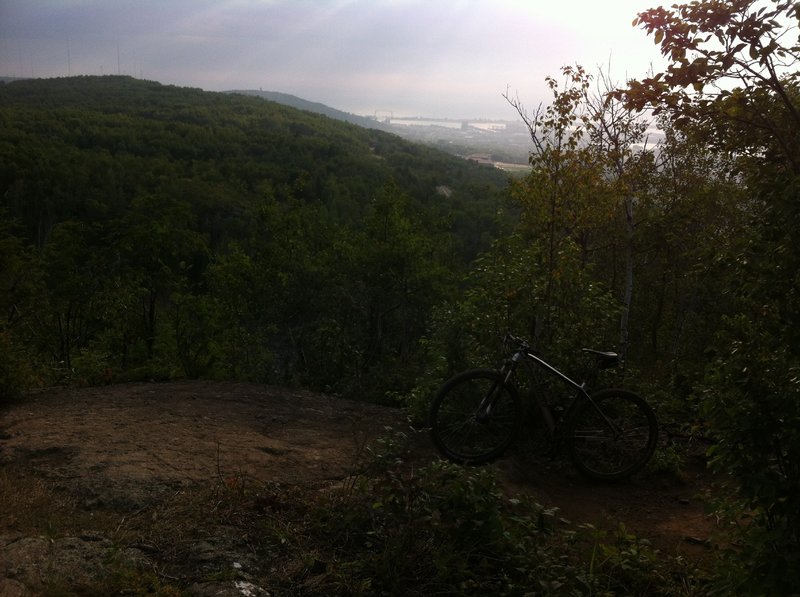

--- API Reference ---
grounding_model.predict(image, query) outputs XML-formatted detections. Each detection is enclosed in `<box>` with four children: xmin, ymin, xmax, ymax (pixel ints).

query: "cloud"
<box><xmin>0</xmin><ymin>0</ymin><xmax>666</xmax><ymax>118</ymax></box>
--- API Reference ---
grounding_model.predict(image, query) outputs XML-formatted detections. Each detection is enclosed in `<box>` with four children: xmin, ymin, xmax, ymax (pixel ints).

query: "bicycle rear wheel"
<box><xmin>429</xmin><ymin>369</ymin><xmax>521</xmax><ymax>464</ymax></box>
<box><xmin>566</xmin><ymin>389</ymin><xmax>657</xmax><ymax>481</ymax></box>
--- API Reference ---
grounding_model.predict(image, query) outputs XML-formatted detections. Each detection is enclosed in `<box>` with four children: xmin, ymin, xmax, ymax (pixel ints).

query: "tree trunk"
<box><xmin>619</xmin><ymin>195</ymin><xmax>635</xmax><ymax>359</ymax></box>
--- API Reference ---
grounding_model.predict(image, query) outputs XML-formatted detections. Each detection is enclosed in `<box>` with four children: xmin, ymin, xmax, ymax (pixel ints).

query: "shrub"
<box><xmin>703</xmin><ymin>314</ymin><xmax>800</xmax><ymax>594</ymax></box>
<box><xmin>288</xmin><ymin>453</ymin><xmax>705</xmax><ymax>596</ymax></box>
<box><xmin>313</xmin><ymin>461</ymin><xmax>586</xmax><ymax>596</ymax></box>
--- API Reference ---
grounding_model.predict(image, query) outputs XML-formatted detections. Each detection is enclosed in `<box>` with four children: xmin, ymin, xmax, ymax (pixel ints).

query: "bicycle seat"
<box><xmin>581</xmin><ymin>348</ymin><xmax>619</xmax><ymax>369</ymax></box>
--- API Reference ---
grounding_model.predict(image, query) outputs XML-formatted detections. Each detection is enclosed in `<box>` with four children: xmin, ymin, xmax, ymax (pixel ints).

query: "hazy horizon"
<box><xmin>0</xmin><ymin>1</ymin><xmax>667</xmax><ymax>120</ymax></box>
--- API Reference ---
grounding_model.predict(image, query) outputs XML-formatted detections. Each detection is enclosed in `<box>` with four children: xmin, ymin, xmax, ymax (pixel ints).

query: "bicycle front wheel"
<box><xmin>429</xmin><ymin>369</ymin><xmax>521</xmax><ymax>464</ymax></box>
<box><xmin>566</xmin><ymin>389</ymin><xmax>657</xmax><ymax>481</ymax></box>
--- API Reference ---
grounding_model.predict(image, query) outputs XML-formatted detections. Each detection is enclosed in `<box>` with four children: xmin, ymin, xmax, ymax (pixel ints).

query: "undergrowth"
<box><xmin>285</xmin><ymin>458</ymin><xmax>710</xmax><ymax>596</ymax></box>
<box><xmin>223</xmin><ymin>429</ymin><xmax>711</xmax><ymax>595</ymax></box>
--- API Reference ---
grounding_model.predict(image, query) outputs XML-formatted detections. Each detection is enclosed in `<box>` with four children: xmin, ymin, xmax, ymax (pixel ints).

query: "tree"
<box><xmin>504</xmin><ymin>66</ymin><xmax>615</xmax><ymax>350</ymax></box>
<box><xmin>0</xmin><ymin>213</ymin><xmax>41</xmax><ymax>398</ymax></box>
<box><xmin>585</xmin><ymin>71</ymin><xmax>652</xmax><ymax>359</ymax></box>
<box><xmin>38</xmin><ymin>220</ymin><xmax>102</xmax><ymax>370</ymax></box>
<box><xmin>621</xmin><ymin>0</ymin><xmax>800</xmax><ymax>173</ymax></box>
<box><xmin>505</xmin><ymin>65</ymin><xmax>660</xmax><ymax>362</ymax></box>
<box><xmin>619</xmin><ymin>1</ymin><xmax>800</xmax><ymax>591</ymax></box>
<box><xmin>632</xmin><ymin>117</ymin><xmax>745</xmax><ymax>374</ymax></box>
<box><xmin>354</xmin><ymin>184</ymin><xmax>452</xmax><ymax>378</ymax></box>
<box><xmin>115</xmin><ymin>191</ymin><xmax>208</xmax><ymax>362</ymax></box>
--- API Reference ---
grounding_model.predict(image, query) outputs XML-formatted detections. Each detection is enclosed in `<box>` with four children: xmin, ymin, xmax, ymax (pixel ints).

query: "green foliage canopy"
<box><xmin>0</xmin><ymin>75</ymin><xmax>510</xmax><ymax>397</ymax></box>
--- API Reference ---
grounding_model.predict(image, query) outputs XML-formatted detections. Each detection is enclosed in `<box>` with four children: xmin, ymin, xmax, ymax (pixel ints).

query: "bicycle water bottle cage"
<box><xmin>582</xmin><ymin>348</ymin><xmax>619</xmax><ymax>369</ymax></box>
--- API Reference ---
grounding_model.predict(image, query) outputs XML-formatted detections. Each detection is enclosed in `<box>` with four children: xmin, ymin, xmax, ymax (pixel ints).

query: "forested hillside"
<box><xmin>228</xmin><ymin>88</ymin><xmax>393</xmax><ymax>131</ymax></box>
<box><xmin>1</xmin><ymin>0</ymin><xmax>799</xmax><ymax>588</ymax></box>
<box><xmin>0</xmin><ymin>75</ymin><xmax>509</xmax><ymax>397</ymax></box>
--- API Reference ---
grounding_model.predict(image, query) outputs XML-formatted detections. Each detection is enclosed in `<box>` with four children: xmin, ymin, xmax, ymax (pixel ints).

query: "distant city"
<box><xmin>367</xmin><ymin>115</ymin><xmax>534</xmax><ymax>171</ymax></box>
<box><xmin>373</xmin><ymin>116</ymin><xmax>665</xmax><ymax>172</ymax></box>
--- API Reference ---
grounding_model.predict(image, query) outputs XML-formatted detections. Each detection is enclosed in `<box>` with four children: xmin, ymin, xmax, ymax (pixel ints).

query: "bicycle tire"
<box><xmin>429</xmin><ymin>369</ymin><xmax>521</xmax><ymax>464</ymax></box>
<box><xmin>566</xmin><ymin>389</ymin><xmax>658</xmax><ymax>481</ymax></box>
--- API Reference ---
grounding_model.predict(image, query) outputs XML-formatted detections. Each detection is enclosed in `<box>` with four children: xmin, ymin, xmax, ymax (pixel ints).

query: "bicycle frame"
<box><xmin>498</xmin><ymin>345</ymin><xmax>621</xmax><ymax>440</ymax></box>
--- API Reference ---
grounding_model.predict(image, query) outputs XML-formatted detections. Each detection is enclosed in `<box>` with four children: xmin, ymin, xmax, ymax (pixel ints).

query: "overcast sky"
<box><xmin>0</xmin><ymin>0</ymin><xmax>667</xmax><ymax>119</ymax></box>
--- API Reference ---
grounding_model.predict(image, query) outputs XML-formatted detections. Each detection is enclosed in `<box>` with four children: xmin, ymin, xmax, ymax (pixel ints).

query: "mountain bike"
<box><xmin>429</xmin><ymin>334</ymin><xmax>658</xmax><ymax>481</ymax></box>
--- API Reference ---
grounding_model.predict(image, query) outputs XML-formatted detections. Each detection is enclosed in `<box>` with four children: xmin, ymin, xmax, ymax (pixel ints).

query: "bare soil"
<box><xmin>0</xmin><ymin>381</ymin><xmax>721</xmax><ymax>595</ymax></box>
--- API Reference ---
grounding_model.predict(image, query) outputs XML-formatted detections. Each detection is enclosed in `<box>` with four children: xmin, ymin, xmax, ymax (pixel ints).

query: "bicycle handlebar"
<box><xmin>503</xmin><ymin>333</ymin><xmax>530</xmax><ymax>351</ymax></box>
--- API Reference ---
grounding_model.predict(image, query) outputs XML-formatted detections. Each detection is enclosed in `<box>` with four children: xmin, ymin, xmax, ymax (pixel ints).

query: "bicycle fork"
<box><xmin>475</xmin><ymin>356</ymin><xmax>520</xmax><ymax>422</ymax></box>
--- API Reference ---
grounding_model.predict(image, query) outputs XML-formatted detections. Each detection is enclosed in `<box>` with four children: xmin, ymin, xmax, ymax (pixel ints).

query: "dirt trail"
<box><xmin>0</xmin><ymin>381</ymin><xmax>720</xmax><ymax>594</ymax></box>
